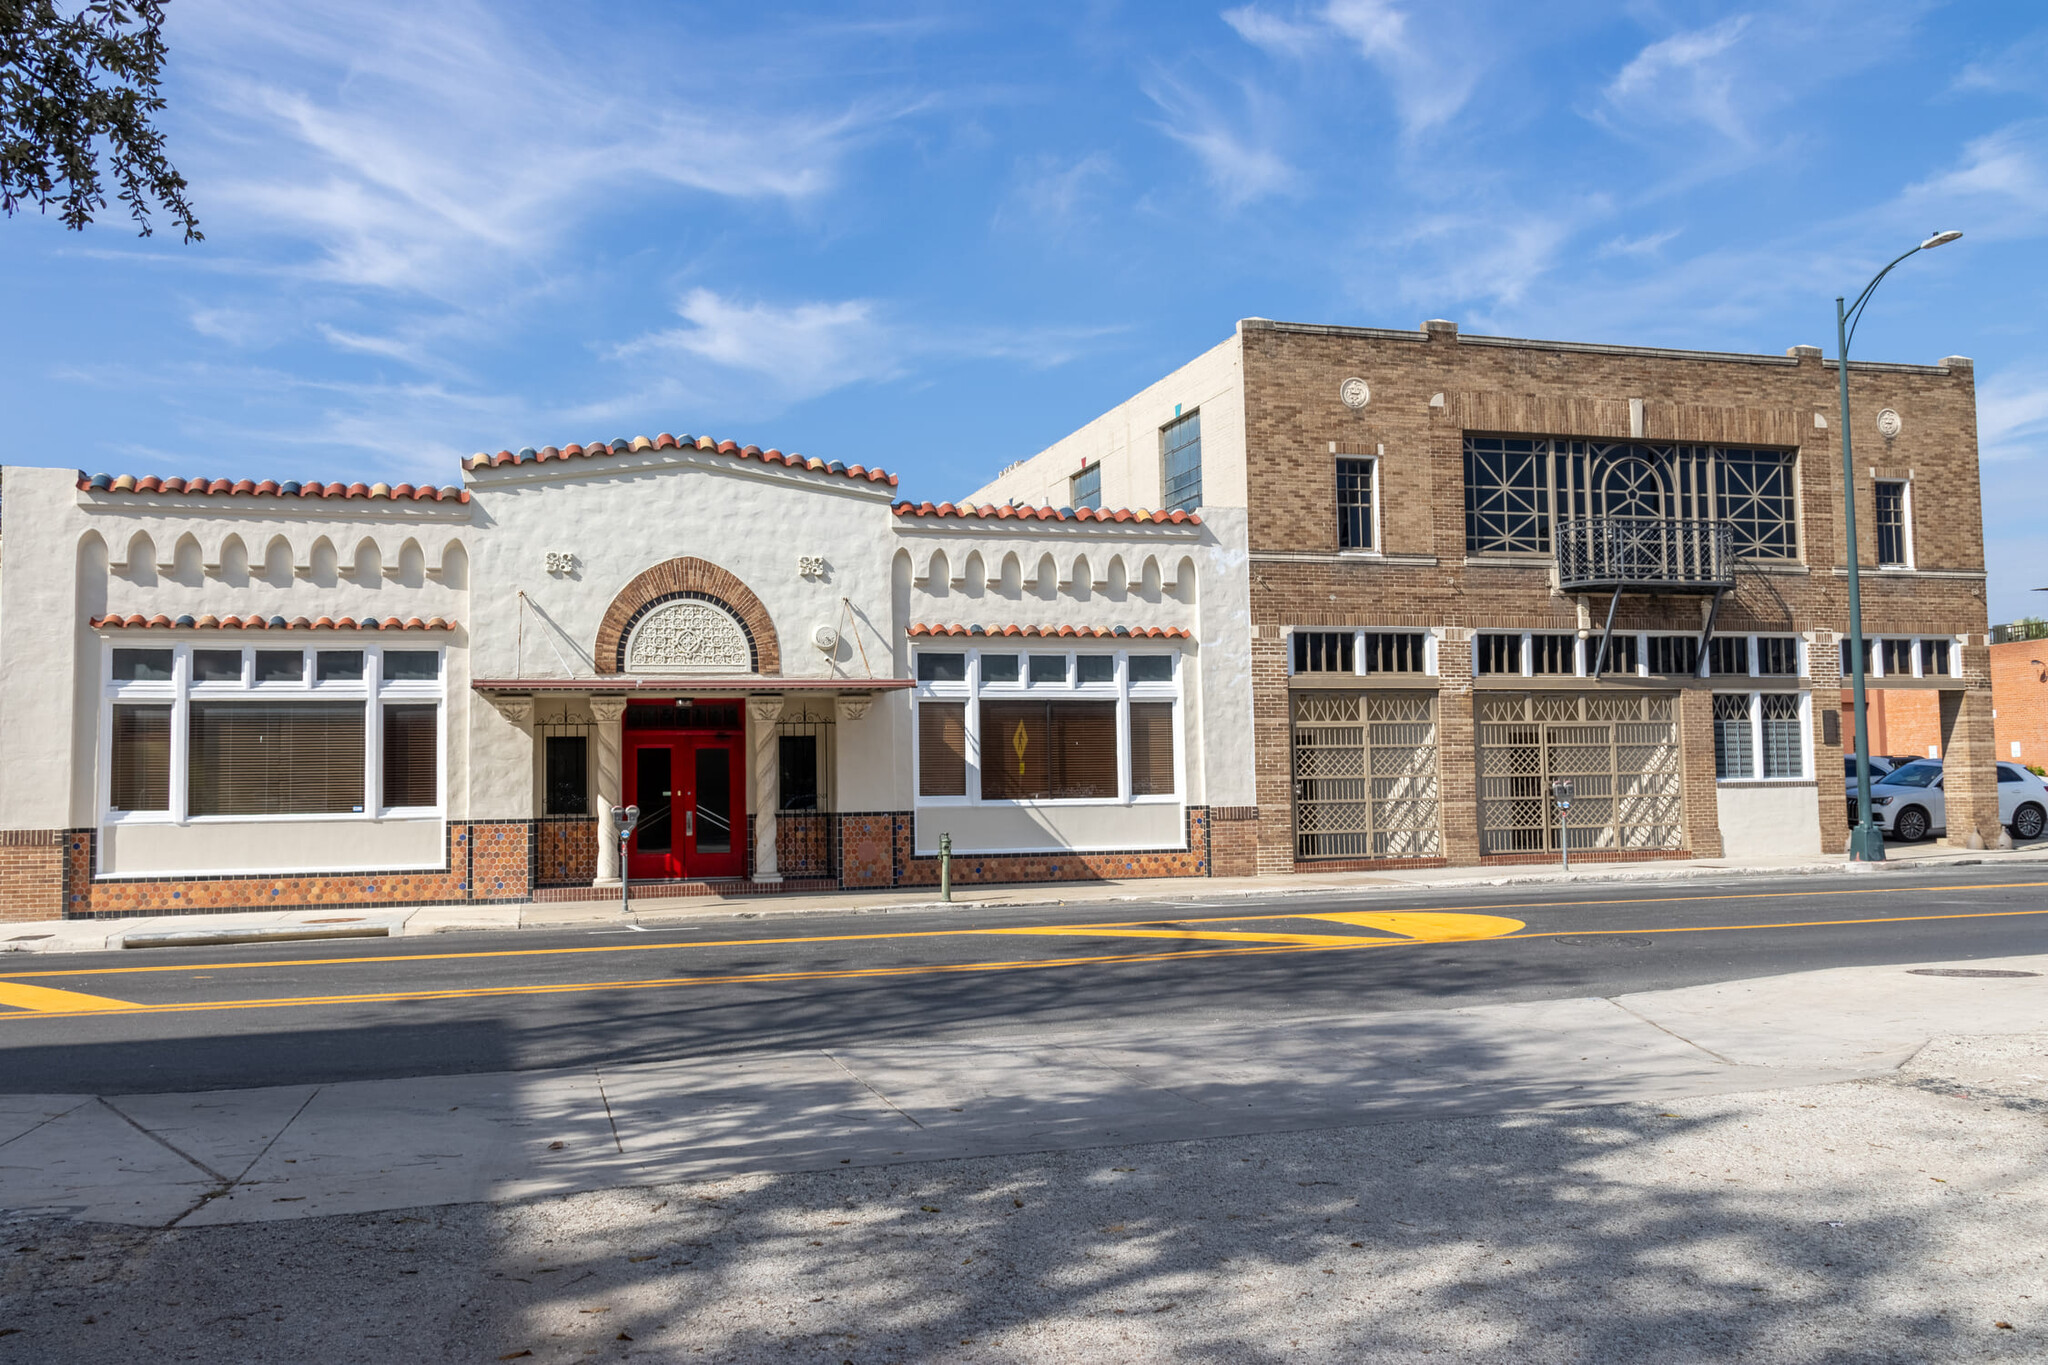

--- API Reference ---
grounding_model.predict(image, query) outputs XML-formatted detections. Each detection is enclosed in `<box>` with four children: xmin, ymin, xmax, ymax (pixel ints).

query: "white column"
<box><xmin>590</xmin><ymin>694</ymin><xmax>628</xmax><ymax>886</ymax></box>
<box><xmin>747</xmin><ymin>693</ymin><xmax>786</xmax><ymax>883</ymax></box>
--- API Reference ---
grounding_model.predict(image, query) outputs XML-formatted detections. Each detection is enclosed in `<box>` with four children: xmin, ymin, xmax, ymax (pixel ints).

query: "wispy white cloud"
<box><xmin>171</xmin><ymin>0</ymin><xmax>900</xmax><ymax>299</ymax></box>
<box><xmin>998</xmin><ymin>152</ymin><xmax>1119</xmax><ymax>234</ymax></box>
<box><xmin>1605</xmin><ymin>16</ymin><xmax>1754</xmax><ymax>146</ymax></box>
<box><xmin>1979</xmin><ymin>365</ymin><xmax>2048</xmax><ymax>463</ymax></box>
<box><xmin>1597</xmin><ymin>228</ymin><xmax>1682</xmax><ymax>260</ymax></box>
<box><xmin>620</xmin><ymin>290</ymin><xmax>903</xmax><ymax>404</ymax></box>
<box><xmin>1321</xmin><ymin>0</ymin><xmax>1482</xmax><ymax>136</ymax></box>
<box><xmin>1221</xmin><ymin>5</ymin><xmax>1320</xmax><ymax>60</ymax></box>
<box><xmin>1144</xmin><ymin>70</ymin><xmax>1296</xmax><ymax>206</ymax></box>
<box><xmin>1897</xmin><ymin>121</ymin><xmax>2048</xmax><ymax>233</ymax></box>
<box><xmin>1952</xmin><ymin>31</ymin><xmax>2048</xmax><ymax>98</ymax></box>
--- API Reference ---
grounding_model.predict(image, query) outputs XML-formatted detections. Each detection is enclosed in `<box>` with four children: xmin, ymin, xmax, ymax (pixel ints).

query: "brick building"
<box><xmin>1992</xmin><ymin>633</ymin><xmax>2048</xmax><ymax>769</ymax></box>
<box><xmin>973</xmin><ymin>316</ymin><xmax>2002</xmax><ymax>869</ymax></box>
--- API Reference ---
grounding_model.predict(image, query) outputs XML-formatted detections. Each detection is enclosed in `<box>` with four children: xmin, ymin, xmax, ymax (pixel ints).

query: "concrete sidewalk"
<box><xmin>9</xmin><ymin>839</ymin><xmax>2048</xmax><ymax>955</ymax></box>
<box><xmin>4</xmin><ymin>952</ymin><xmax>2044</xmax><ymax>1229</ymax></box>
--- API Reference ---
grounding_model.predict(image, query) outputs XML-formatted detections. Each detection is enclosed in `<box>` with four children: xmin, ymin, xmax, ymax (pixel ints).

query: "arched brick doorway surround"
<box><xmin>594</xmin><ymin>557</ymin><xmax>781</xmax><ymax>675</ymax></box>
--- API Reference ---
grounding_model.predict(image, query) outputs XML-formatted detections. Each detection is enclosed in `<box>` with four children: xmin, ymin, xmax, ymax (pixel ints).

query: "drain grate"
<box><xmin>1906</xmin><ymin>968</ymin><xmax>2040</xmax><ymax>979</ymax></box>
<box><xmin>1553</xmin><ymin>934</ymin><xmax>1651</xmax><ymax>949</ymax></box>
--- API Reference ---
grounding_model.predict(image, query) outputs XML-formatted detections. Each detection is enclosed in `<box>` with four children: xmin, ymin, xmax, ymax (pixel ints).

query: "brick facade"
<box><xmin>0</xmin><ymin>831</ymin><xmax>66</xmax><ymax>923</ymax></box>
<box><xmin>56</xmin><ymin>821</ymin><xmax>535</xmax><ymax>920</ymax></box>
<box><xmin>1991</xmin><ymin>641</ymin><xmax>2048</xmax><ymax>770</ymax></box>
<box><xmin>1238</xmin><ymin>319</ymin><xmax>1990</xmax><ymax>870</ymax></box>
<box><xmin>592</xmin><ymin>555</ymin><xmax>783</xmax><ymax>675</ymax></box>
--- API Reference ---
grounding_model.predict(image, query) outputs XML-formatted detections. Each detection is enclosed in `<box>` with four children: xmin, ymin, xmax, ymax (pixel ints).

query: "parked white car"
<box><xmin>1842</xmin><ymin>753</ymin><xmax>1911</xmax><ymax>804</ymax></box>
<box><xmin>1864</xmin><ymin>759</ymin><xmax>2048</xmax><ymax>843</ymax></box>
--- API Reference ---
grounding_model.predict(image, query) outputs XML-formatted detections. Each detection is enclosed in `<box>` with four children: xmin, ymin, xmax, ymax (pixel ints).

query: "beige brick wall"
<box><xmin>1236</xmin><ymin>320</ymin><xmax>1987</xmax><ymax>869</ymax></box>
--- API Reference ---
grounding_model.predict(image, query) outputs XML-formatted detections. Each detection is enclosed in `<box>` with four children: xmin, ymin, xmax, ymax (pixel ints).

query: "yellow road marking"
<box><xmin>1</xmin><ymin>893</ymin><xmax>2045</xmax><ymax>1023</ymax></box>
<box><xmin>978</xmin><ymin>926</ymin><xmax>1384</xmax><ymax>947</ymax></box>
<box><xmin>1300</xmin><ymin>911</ymin><xmax>1527</xmax><ymax>941</ymax></box>
<box><xmin>2</xmin><ymin>879</ymin><xmax>2044</xmax><ymax>983</ymax></box>
<box><xmin>0</xmin><ymin>940</ymin><xmax>1405</xmax><ymax>1020</ymax></box>
<box><xmin>0</xmin><ymin>981</ymin><xmax>136</xmax><ymax>1013</ymax></box>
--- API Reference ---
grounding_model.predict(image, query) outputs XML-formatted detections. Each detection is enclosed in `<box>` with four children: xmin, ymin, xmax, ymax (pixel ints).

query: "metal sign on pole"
<box><xmin>610</xmin><ymin>804</ymin><xmax>639</xmax><ymax>916</ymax></box>
<box><xmin>1550</xmin><ymin>778</ymin><xmax>1574</xmax><ymax>871</ymax></box>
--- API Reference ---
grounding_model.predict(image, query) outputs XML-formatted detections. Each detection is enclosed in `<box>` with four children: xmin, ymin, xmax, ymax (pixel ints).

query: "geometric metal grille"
<box><xmin>1464</xmin><ymin>437</ymin><xmax>1796</xmax><ymax>562</ymax></box>
<box><xmin>1293</xmin><ymin>691</ymin><xmax>1440</xmax><ymax>859</ymax></box>
<box><xmin>1477</xmin><ymin>692</ymin><xmax>1682</xmax><ymax>854</ymax></box>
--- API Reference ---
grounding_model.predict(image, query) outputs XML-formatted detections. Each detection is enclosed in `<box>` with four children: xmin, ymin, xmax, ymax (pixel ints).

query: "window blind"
<box><xmin>382</xmin><ymin>704</ymin><xmax>437</xmax><ymax>808</ymax></box>
<box><xmin>110</xmin><ymin>705</ymin><xmax>171</xmax><ymax>811</ymax></box>
<box><xmin>188</xmin><ymin>701</ymin><xmax>364</xmax><ymax>816</ymax></box>
<box><xmin>918</xmin><ymin>702</ymin><xmax>967</xmax><ymax>797</ymax></box>
<box><xmin>1129</xmin><ymin>702</ymin><xmax>1174</xmax><ymax>796</ymax></box>
<box><xmin>981</xmin><ymin>701</ymin><xmax>1117</xmax><ymax>800</ymax></box>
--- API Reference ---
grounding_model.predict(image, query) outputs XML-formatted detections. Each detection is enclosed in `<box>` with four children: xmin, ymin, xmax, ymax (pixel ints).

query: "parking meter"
<box><xmin>611</xmin><ymin>805</ymin><xmax>640</xmax><ymax>912</ymax></box>
<box><xmin>1549</xmin><ymin>779</ymin><xmax>1573</xmax><ymax>869</ymax></box>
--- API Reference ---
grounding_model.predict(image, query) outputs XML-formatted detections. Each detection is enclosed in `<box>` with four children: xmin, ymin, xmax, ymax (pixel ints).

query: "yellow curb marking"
<box><xmin>977</xmin><ymin>926</ymin><xmax>1388</xmax><ymax>947</ymax></box>
<box><xmin>0</xmin><ymin>981</ymin><xmax>137</xmax><ymax>1013</ymax></box>
<box><xmin>1297</xmin><ymin>911</ymin><xmax>1528</xmax><ymax>941</ymax></box>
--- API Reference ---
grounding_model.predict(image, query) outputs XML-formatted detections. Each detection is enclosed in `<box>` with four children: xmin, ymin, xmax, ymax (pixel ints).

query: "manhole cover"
<box><xmin>1906</xmin><ymin>968</ymin><xmax>2040</xmax><ymax>979</ymax></box>
<box><xmin>1553</xmin><ymin>934</ymin><xmax>1650</xmax><ymax>948</ymax></box>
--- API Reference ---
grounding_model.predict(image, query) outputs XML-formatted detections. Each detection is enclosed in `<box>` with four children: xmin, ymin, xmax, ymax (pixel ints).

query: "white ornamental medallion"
<box><xmin>1339</xmin><ymin>377</ymin><xmax>1370</xmax><ymax>409</ymax></box>
<box><xmin>1876</xmin><ymin>407</ymin><xmax>1902</xmax><ymax>439</ymax></box>
<box><xmin>626</xmin><ymin>600</ymin><xmax>751</xmax><ymax>673</ymax></box>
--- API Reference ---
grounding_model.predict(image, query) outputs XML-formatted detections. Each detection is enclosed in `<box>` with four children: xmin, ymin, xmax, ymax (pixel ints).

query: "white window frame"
<box><xmin>912</xmin><ymin>645</ymin><xmax>1183</xmax><ymax>808</ymax></box>
<box><xmin>1713</xmin><ymin>689</ymin><xmax>1814</xmax><ymax>784</ymax></box>
<box><xmin>100</xmin><ymin>639</ymin><xmax>448</xmax><ymax>839</ymax></box>
<box><xmin>1284</xmin><ymin>626</ymin><xmax>1440</xmax><ymax>678</ymax></box>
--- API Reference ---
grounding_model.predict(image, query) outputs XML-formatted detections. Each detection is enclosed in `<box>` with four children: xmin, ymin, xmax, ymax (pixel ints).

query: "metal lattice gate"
<box><xmin>1292</xmin><ymin>691</ymin><xmax>1441</xmax><ymax>859</ymax></box>
<box><xmin>1477</xmin><ymin>693</ymin><xmax>1683</xmax><ymax>854</ymax></box>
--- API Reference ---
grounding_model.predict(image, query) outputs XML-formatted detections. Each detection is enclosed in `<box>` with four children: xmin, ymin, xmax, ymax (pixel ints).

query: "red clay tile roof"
<box><xmin>893</xmin><ymin>502</ymin><xmax>1199</xmax><ymax>525</ymax></box>
<box><xmin>907</xmin><ymin>624</ymin><xmax>1191</xmax><ymax>639</ymax></box>
<box><xmin>93</xmin><ymin>614</ymin><xmax>457</xmax><ymax>631</ymax></box>
<box><xmin>80</xmin><ymin>475</ymin><xmax>467</xmax><ymax>501</ymax></box>
<box><xmin>468</xmin><ymin>433</ymin><xmax>896</xmax><ymax>487</ymax></box>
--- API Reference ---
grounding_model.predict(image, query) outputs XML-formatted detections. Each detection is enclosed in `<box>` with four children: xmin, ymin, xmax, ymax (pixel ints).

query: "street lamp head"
<box><xmin>1920</xmin><ymin>229</ymin><xmax>1964</xmax><ymax>250</ymax></box>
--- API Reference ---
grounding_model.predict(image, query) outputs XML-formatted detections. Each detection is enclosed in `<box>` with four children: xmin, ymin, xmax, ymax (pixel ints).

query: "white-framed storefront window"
<box><xmin>101</xmin><ymin>640</ymin><xmax>447</xmax><ymax>831</ymax></box>
<box><xmin>1712</xmin><ymin>690</ymin><xmax>1814</xmax><ymax>782</ymax></box>
<box><xmin>912</xmin><ymin>646</ymin><xmax>1182</xmax><ymax>807</ymax></box>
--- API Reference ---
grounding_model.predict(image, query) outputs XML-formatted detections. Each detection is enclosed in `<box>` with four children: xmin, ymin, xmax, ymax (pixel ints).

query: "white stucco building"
<box><xmin>0</xmin><ymin>434</ymin><xmax>1254</xmax><ymax>921</ymax></box>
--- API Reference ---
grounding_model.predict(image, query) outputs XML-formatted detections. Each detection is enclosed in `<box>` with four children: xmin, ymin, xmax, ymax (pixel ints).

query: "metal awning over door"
<box><xmin>1477</xmin><ymin>692</ymin><xmax>1683</xmax><ymax>854</ymax></box>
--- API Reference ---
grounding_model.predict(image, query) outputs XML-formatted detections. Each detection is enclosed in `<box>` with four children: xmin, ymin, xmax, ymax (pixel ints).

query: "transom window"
<box><xmin>1289</xmin><ymin>629</ymin><xmax>1433</xmax><ymax>677</ymax></box>
<box><xmin>1842</xmin><ymin>636</ymin><xmax>1956</xmax><ymax>679</ymax></box>
<box><xmin>103</xmin><ymin>642</ymin><xmax>445</xmax><ymax>821</ymax></box>
<box><xmin>915</xmin><ymin>648</ymin><xmax>1181</xmax><ymax>804</ymax></box>
<box><xmin>1463</xmin><ymin>437</ymin><xmax>1798</xmax><ymax>560</ymax></box>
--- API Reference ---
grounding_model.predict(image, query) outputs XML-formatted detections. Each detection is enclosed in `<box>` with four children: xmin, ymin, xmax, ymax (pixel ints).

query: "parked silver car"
<box><xmin>1863</xmin><ymin>759</ymin><xmax>2048</xmax><ymax>842</ymax></box>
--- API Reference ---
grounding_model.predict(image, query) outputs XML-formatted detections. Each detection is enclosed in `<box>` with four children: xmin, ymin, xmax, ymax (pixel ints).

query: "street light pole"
<box><xmin>1837</xmin><ymin>229</ymin><xmax>1963</xmax><ymax>861</ymax></box>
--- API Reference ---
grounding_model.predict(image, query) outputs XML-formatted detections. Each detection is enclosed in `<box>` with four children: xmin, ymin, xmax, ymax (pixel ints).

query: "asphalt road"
<box><xmin>3</xmin><ymin>866</ymin><xmax>2046</xmax><ymax>1095</ymax></box>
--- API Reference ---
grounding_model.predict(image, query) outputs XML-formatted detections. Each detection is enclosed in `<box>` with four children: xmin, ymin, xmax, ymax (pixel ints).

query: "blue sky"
<box><xmin>4</xmin><ymin>1</ymin><xmax>2045</xmax><ymax>620</ymax></box>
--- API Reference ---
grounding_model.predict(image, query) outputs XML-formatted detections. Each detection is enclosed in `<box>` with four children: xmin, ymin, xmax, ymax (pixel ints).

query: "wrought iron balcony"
<box><xmin>1554</xmin><ymin>517</ymin><xmax>1735</xmax><ymax>594</ymax></box>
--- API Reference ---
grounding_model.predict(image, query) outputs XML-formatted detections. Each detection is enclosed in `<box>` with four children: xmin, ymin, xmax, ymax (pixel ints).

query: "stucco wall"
<box><xmin>1715</xmin><ymin>783</ymin><xmax>1824</xmax><ymax>858</ymax></box>
<box><xmin>0</xmin><ymin>465</ymin><xmax>473</xmax><ymax>841</ymax></box>
<box><xmin>963</xmin><ymin>333</ymin><xmax>1246</xmax><ymax>511</ymax></box>
<box><xmin>100</xmin><ymin>816</ymin><xmax>443</xmax><ymax>876</ymax></box>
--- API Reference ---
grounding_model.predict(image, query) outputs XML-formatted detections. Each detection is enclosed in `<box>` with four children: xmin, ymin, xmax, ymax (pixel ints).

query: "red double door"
<box><xmin>624</xmin><ymin>733</ymin><xmax>746</xmax><ymax>880</ymax></box>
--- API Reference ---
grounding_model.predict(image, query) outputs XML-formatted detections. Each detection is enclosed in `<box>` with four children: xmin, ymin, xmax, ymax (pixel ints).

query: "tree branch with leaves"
<box><xmin>1</xmin><ymin>0</ymin><xmax>198</xmax><ymax>239</ymax></box>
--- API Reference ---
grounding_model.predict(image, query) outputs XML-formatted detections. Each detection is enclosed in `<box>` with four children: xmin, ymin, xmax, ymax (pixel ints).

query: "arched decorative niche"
<box><xmin>594</xmin><ymin>556</ymin><xmax>780</xmax><ymax>676</ymax></box>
